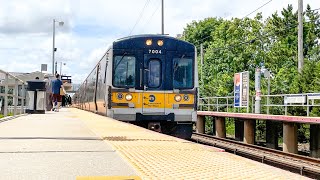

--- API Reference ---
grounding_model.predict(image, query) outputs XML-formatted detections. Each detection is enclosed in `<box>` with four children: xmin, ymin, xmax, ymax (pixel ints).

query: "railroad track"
<box><xmin>191</xmin><ymin>133</ymin><xmax>320</xmax><ymax>179</ymax></box>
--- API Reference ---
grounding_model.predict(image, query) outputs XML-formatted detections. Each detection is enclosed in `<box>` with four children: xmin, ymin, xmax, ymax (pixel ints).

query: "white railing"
<box><xmin>0</xmin><ymin>69</ymin><xmax>26</xmax><ymax>118</ymax></box>
<box><xmin>198</xmin><ymin>93</ymin><xmax>320</xmax><ymax>116</ymax></box>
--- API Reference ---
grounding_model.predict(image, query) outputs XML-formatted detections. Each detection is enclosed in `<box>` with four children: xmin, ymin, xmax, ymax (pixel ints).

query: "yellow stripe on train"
<box><xmin>111</xmin><ymin>92</ymin><xmax>194</xmax><ymax>109</ymax></box>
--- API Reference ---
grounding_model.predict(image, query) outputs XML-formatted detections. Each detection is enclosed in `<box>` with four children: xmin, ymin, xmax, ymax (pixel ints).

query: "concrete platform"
<box><xmin>73</xmin><ymin>108</ymin><xmax>308</xmax><ymax>179</ymax></box>
<box><xmin>0</xmin><ymin>109</ymin><xmax>137</xmax><ymax>180</ymax></box>
<box><xmin>0</xmin><ymin>108</ymin><xmax>309</xmax><ymax>179</ymax></box>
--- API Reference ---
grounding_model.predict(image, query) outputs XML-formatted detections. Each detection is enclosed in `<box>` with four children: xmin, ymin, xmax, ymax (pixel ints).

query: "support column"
<box><xmin>215</xmin><ymin>117</ymin><xmax>226</xmax><ymax>138</ymax></box>
<box><xmin>310</xmin><ymin>124</ymin><xmax>320</xmax><ymax>158</ymax></box>
<box><xmin>283</xmin><ymin>122</ymin><xmax>298</xmax><ymax>154</ymax></box>
<box><xmin>266</xmin><ymin>121</ymin><xmax>278</xmax><ymax>149</ymax></box>
<box><xmin>244</xmin><ymin>119</ymin><xmax>255</xmax><ymax>144</ymax></box>
<box><xmin>196</xmin><ymin>115</ymin><xmax>205</xmax><ymax>134</ymax></box>
<box><xmin>234</xmin><ymin>119</ymin><xmax>244</xmax><ymax>141</ymax></box>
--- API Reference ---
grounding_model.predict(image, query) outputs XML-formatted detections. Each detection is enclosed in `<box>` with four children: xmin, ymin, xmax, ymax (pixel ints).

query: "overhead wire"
<box><xmin>206</xmin><ymin>18</ymin><xmax>320</xmax><ymax>53</ymax></box>
<box><xmin>128</xmin><ymin>0</ymin><xmax>151</xmax><ymax>36</ymax></box>
<box><xmin>196</xmin><ymin>0</ymin><xmax>274</xmax><ymax>44</ymax></box>
<box><xmin>242</xmin><ymin>0</ymin><xmax>273</xmax><ymax>19</ymax></box>
<box><xmin>310</xmin><ymin>8</ymin><xmax>320</xmax><ymax>12</ymax></box>
<box><xmin>140</xmin><ymin>0</ymin><xmax>161</xmax><ymax>32</ymax></box>
<box><xmin>196</xmin><ymin>1</ymin><xmax>320</xmax><ymax>51</ymax></box>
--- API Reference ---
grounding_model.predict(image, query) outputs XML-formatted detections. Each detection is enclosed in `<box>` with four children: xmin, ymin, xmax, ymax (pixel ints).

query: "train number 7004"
<box><xmin>149</xmin><ymin>49</ymin><xmax>162</xmax><ymax>54</ymax></box>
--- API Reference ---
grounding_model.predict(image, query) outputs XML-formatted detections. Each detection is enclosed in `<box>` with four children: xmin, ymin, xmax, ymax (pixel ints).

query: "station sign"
<box><xmin>284</xmin><ymin>95</ymin><xmax>306</xmax><ymax>104</ymax></box>
<box><xmin>234</xmin><ymin>71</ymin><xmax>249</xmax><ymax>107</ymax></box>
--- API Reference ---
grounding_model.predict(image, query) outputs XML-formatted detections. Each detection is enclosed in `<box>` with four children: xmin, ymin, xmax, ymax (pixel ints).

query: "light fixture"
<box><xmin>174</xmin><ymin>95</ymin><xmax>182</xmax><ymax>102</ymax></box>
<box><xmin>125</xmin><ymin>94</ymin><xmax>133</xmax><ymax>101</ymax></box>
<box><xmin>157</xmin><ymin>40</ymin><xmax>163</xmax><ymax>46</ymax></box>
<box><xmin>146</xmin><ymin>39</ymin><xmax>152</xmax><ymax>45</ymax></box>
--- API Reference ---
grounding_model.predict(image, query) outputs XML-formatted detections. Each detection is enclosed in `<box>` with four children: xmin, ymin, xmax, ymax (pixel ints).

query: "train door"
<box><xmin>142</xmin><ymin>54</ymin><xmax>165</xmax><ymax>114</ymax></box>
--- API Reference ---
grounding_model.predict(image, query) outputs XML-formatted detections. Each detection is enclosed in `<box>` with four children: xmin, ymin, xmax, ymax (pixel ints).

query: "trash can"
<box><xmin>26</xmin><ymin>80</ymin><xmax>46</xmax><ymax>114</ymax></box>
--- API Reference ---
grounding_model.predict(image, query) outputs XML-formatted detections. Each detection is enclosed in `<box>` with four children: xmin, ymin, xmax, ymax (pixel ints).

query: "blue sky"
<box><xmin>0</xmin><ymin>0</ymin><xmax>318</xmax><ymax>84</ymax></box>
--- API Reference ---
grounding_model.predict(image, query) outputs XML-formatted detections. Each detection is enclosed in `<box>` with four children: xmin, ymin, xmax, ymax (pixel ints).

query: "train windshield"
<box><xmin>113</xmin><ymin>55</ymin><xmax>136</xmax><ymax>87</ymax></box>
<box><xmin>173</xmin><ymin>58</ymin><xmax>193</xmax><ymax>89</ymax></box>
<box><xmin>148</xmin><ymin>59</ymin><xmax>161</xmax><ymax>88</ymax></box>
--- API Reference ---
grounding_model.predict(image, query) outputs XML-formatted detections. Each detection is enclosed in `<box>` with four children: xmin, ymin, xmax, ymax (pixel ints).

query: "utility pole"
<box><xmin>161</xmin><ymin>0</ymin><xmax>164</xmax><ymax>35</ymax></box>
<box><xmin>52</xmin><ymin>19</ymin><xmax>55</xmax><ymax>75</ymax></box>
<box><xmin>298</xmin><ymin>0</ymin><xmax>303</xmax><ymax>73</ymax></box>
<box><xmin>200</xmin><ymin>44</ymin><xmax>204</xmax><ymax>83</ymax></box>
<box><xmin>255</xmin><ymin>68</ymin><xmax>261</xmax><ymax>114</ymax></box>
<box><xmin>55</xmin><ymin>61</ymin><xmax>58</xmax><ymax>75</ymax></box>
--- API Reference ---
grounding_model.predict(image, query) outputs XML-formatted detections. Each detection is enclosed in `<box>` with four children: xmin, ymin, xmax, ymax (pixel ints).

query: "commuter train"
<box><xmin>74</xmin><ymin>34</ymin><xmax>198</xmax><ymax>139</ymax></box>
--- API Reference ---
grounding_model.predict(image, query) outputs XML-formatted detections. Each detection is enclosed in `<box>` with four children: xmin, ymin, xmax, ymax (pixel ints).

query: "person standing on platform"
<box><xmin>51</xmin><ymin>74</ymin><xmax>64</xmax><ymax>112</ymax></box>
<box><xmin>44</xmin><ymin>75</ymin><xmax>52</xmax><ymax>111</ymax></box>
<box><xmin>68</xmin><ymin>95</ymin><xmax>72</xmax><ymax>106</ymax></box>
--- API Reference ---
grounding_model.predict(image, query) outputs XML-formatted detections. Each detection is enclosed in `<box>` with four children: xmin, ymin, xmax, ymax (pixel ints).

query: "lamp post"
<box><xmin>52</xmin><ymin>19</ymin><xmax>64</xmax><ymax>75</ymax></box>
<box><xmin>260</xmin><ymin>66</ymin><xmax>272</xmax><ymax>114</ymax></box>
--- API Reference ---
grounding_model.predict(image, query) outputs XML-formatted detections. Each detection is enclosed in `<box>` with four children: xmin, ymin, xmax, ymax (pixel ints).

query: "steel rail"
<box><xmin>192</xmin><ymin>132</ymin><xmax>320</xmax><ymax>179</ymax></box>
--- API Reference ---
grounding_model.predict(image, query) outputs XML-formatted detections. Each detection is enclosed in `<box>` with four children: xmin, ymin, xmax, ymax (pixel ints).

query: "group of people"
<box><xmin>44</xmin><ymin>74</ymin><xmax>71</xmax><ymax>112</ymax></box>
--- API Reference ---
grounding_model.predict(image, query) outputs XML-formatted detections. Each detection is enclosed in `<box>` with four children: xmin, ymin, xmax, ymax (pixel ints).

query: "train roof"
<box><xmin>113</xmin><ymin>34</ymin><xmax>195</xmax><ymax>51</ymax></box>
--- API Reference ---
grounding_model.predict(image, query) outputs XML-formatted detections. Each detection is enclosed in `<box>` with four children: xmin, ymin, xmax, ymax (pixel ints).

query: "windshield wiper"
<box><xmin>174</xmin><ymin>54</ymin><xmax>185</xmax><ymax>72</ymax></box>
<box><xmin>114</xmin><ymin>52</ymin><xmax>127</xmax><ymax>70</ymax></box>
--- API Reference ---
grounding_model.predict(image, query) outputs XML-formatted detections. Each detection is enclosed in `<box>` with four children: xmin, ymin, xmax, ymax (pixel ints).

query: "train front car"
<box><xmin>110</xmin><ymin>35</ymin><xmax>198</xmax><ymax>139</ymax></box>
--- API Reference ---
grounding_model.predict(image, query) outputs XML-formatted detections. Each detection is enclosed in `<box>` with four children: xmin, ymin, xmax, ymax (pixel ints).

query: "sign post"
<box><xmin>41</xmin><ymin>64</ymin><xmax>47</xmax><ymax>73</ymax></box>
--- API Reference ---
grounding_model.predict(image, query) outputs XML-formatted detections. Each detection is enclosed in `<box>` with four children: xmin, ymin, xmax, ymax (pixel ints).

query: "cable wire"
<box><xmin>141</xmin><ymin>0</ymin><xmax>161</xmax><ymax>31</ymax></box>
<box><xmin>310</xmin><ymin>8</ymin><xmax>320</xmax><ymax>12</ymax></box>
<box><xmin>242</xmin><ymin>0</ymin><xmax>273</xmax><ymax>19</ymax></box>
<box><xmin>196</xmin><ymin>0</ymin><xmax>274</xmax><ymax>44</ymax></box>
<box><xmin>128</xmin><ymin>0</ymin><xmax>151</xmax><ymax>36</ymax></box>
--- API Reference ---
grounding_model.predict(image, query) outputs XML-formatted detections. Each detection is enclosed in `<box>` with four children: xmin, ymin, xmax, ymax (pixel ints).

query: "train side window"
<box><xmin>104</xmin><ymin>60</ymin><xmax>108</xmax><ymax>83</ymax></box>
<box><xmin>148</xmin><ymin>59</ymin><xmax>161</xmax><ymax>88</ymax></box>
<box><xmin>173</xmin><ymin>58</ymin><xmax>193</xmax><ymax>89</ymax></box>
<box><xmin>113</xmin><ymin>56</ymin><xmax>136</xmax><ymax>87</ymax></box>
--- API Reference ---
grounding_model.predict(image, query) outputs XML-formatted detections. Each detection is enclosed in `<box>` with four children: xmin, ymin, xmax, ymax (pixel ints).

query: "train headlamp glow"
<box><xmin>174</xmin><ymin>95</ymin><xmax>182</xmax><ymax>102</ymax></box>
<box><xmin>125</xmin><ymin>94</ymin><xmax>133</xmax><ymax>101</ymax></box>
<box><xmin>157</xmin><ymin>40</ymin><xmax>163</xmax><ymax>46</ymax></box>
<box><xmin>146</xmin><ymin>39</ymin><xmax>152</xmax><ymax>45</ymax></box>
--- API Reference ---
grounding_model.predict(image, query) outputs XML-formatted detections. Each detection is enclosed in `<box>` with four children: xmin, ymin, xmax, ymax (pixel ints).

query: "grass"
<box><xmin>0</xmin><ymin>112</ymin><xmax>14</xmax><ymax>118</ymax></box>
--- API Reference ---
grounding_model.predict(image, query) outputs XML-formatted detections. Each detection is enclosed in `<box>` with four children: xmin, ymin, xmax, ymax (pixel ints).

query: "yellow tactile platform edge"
<box><xmin>70</xmin><ymin>108</ymin><xmax>308</xmax><ymax>180</ymax></box>
<box><xmin>76</xmin><ymin>176</ymin><xmax>141</xmax><ymax>180</ymax></box>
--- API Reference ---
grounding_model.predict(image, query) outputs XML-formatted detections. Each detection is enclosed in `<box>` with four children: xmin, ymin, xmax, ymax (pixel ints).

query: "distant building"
<box><xmin>0</xmin><ymin>71</ymin><xmax>49</xmax><ymax>86</ymax></box>
<box><xmin>0</xmin><ymin>71</ymin><xmax>73</xmax><ymax>93</ymax></box>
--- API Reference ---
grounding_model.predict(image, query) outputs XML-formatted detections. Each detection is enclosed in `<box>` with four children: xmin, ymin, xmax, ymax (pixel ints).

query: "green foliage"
<box><xmin>182</xmin><ymin>4</ymin><xmax>320</xmax><ymax>142</ymax></box>
<box><xmin>183</xmin><ymin>4</ymin><xmax>320</xmax><ymax>113</ymax></box>
<box><xmin>225</xmin><ymin>118</ymin><xmax>235</xmax><ymax>136</ymax></box>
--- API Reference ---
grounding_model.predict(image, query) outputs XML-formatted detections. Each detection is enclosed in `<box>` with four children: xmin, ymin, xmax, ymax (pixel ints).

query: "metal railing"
<box><xmin>0</xmin><ymin>69</ymin><xmax>26</xmax><ymax>118</ymax></box>
<box><xmin>198</xmin><ymin>93</ymin><xmax>320</xmax><ymax>116</ymax></box>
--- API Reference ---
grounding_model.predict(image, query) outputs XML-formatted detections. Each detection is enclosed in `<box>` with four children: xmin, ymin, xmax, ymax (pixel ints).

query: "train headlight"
<box><xmin>174</xmin><ymin>95</ymin><xmax>182</xmax><ymax>102</ymax></box>
<box><xmin>125</xmin><ymin>94</ymin><xmax>133</xmax><ymax>101</ymax></box>
<box><xmin>157</xmin><ymin>40</ymin><xmax>163</xmax><ymax>46</ymax></box>
<box><xmin>146</xmin><ymin>39</ymin><xmax>152</xmax><ymax>46</ymax></box>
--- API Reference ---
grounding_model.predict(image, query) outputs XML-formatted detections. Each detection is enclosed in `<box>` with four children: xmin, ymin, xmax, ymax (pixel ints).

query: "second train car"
<box><xmin>74</xmin><ymin>34</ymin><xmax>198</xmax><ymax>139</ymax></box>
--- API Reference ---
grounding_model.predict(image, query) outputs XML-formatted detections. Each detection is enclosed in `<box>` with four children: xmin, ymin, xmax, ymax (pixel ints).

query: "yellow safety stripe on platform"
<box><xmin>71</xmin><ymin>108</ymin><xmax>307</xmax><ymax>180</ymax></box>
<box><xmin>76</xmin><ymin>176</ymin><xmax>141</xmax><ymax>180</ymax></box>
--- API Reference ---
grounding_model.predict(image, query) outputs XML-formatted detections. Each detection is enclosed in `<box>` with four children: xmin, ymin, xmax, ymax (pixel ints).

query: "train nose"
<box><xmin>148</xmin><ymin>122</ymin><xmax>161</xmax><ymax>132</ymax></box>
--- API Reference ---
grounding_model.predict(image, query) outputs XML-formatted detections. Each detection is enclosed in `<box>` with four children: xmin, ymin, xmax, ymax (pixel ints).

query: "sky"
<box><xmin>0</xmin><ymin>0</ymin><xmax>317</xmax><ymax>84</ymax></box>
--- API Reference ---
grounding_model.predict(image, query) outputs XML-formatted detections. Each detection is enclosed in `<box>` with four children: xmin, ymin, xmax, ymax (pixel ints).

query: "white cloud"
<box><xmin>0</xmin><ymin>0</ymin><xmax>318</xmax><ymax>84</ymax></box>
